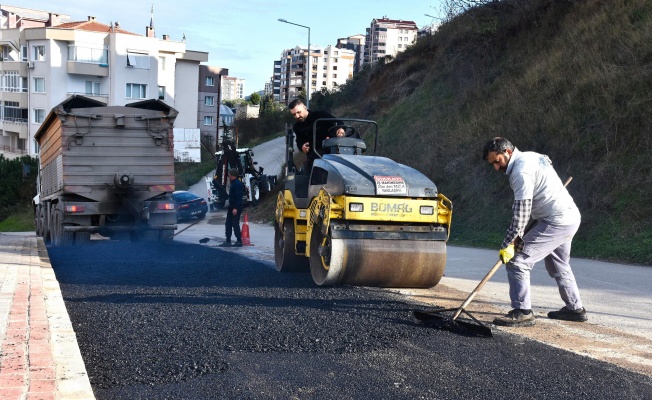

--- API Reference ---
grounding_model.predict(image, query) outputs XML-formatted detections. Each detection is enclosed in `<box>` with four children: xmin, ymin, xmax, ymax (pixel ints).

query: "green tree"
<box><xmin>249</xmin><ymin>92</ymin><xmax>261</xmax><ymax>105</ymax></box>
<box><xmin>0</xmin><ymin>155</ymin><xmax>38</xmax><ymax>222</ymax></box>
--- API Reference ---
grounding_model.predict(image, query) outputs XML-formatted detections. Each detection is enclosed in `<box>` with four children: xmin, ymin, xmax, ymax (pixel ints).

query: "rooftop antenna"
<box><xmin>149</xmin><ymin>4</ymin><xmax>155</xmax><ymax>37</ymax></box>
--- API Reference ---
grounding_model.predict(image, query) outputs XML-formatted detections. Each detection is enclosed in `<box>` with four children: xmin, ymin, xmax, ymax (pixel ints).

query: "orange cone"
<box><xmin>241</xmin><ymin>212</ymin><xmax>251</xmax><ymax>245</ymax></box>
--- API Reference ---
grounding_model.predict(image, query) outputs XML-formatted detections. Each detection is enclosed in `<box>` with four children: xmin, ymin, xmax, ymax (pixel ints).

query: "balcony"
<box><xmin>66</xmin><ymin>92</ymin><xmax>109</xmax><ymax>103</ymax></box>
<box><xmin>0</xmin><ymin>145</ymin><xmax>28</xmax><ymax>159</ymax></box>
<box><xmin>67</xmin><ymin>61</ymin><xmax>109</xmax><ymax>77</ymax></box>
<box><xmin>0</xmin><ymin>119</ymin><xmax>29</xmax><ymax>139</ymax></box>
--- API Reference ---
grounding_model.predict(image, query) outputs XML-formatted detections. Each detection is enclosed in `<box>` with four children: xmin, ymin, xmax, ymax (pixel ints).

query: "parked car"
<box><xmin>172</xmin><ymin>191</ymin><xmax>208</xmax><ymax>221</ymax></box>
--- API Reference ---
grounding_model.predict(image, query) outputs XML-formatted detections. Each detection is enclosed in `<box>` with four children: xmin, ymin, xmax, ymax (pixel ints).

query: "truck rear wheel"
<box><xmin>52</xmin><ymin>210</ymin><xmax>74</xmax><ymax>247</ymax></box>
<box><xmin>35</xmin><ymin>205</ymin><xmax>43</xmax><ymax>237</ymax></box>
<box><xmin>274</xmin><ymin>220</ymin><xmax>308</xmax><ymax>272</ymax></box>
<box><xmin>42</xmin><ymin>206</ymin><xmax>51</xmax><ymax>244</ymax></box>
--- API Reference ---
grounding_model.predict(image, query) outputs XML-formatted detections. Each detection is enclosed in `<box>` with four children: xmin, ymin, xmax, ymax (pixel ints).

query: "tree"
<box><xmin>249</xmin><ymin>92</ymin><xmax>261</xmax><ymax>105</ymax></box>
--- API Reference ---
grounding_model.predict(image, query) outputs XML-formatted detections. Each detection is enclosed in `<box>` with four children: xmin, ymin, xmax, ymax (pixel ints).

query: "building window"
<box><xmin>204</xmin><ymin>116</ymin><xmax>214</xmax><ymax>125</ymax></box>
<box><xmin>34</xmin><ymin>108</ymin><xmax>46</xmax><ymax>123</ymax></box>
<box><xmin>398</xmin><ymin>44</ymin><xmax>403</xmax><ymax>49</ymax></box>
<box><xmin>333</xmin><ymin>66</ymin><xmax>337</xmax><ymax>70</ymax></box>
<box><xmin>322</xmin><ymin>81</ymin><xmax>326</xmax><ymax>86</ymax></box>
<box><xmin>1</xmin><ymin>71</ymin><xmax>26</xmax><ymax>92</ymax></box>
<box><xmin>33</xmin><ymin>77</ymin><xmax>45</xmax><ymax>93</ymax></box>
<box><xmin>21</xmin><ymin>46</ymin><xmax>28</xmax><ymax>62</ymax></box>
<box><xmin>159</xmin><ymin>56</ymin><xmax>166</xmax><ymax>70</ymax></box>
<box><xmin>85</xmin><ymin>81</ymin><xmax>100</xmax><ymax>95</ymax></box>
<box><xmin>126</xmin><ymin>52</ymin><xmax>150</xmax><ymax>69</ymax></box>
<box><xmin>333</xmin><ymin>74</ymin><xmax>337</xmax><ymax>79</ymax></box>
<box><xmin>125</xmin><ymin>83</ymin><xmax>147</xmax><ymax>99</ymax></box>
<box><xmin>205</xmin><ymin>96</ymin><xmax>214</xmax><ymax>106</ymax></box>
<box><xmin>206</xmin><ymin>76</ymin><xmax>215</xmax><ymax>86</ymax></box>
<box><xmin>32</xmin><ymin>45</ymin><xmax>45</xmax><ymax>61</ymax></box>
<box><xmin>158</xmin><ymin>86</ymin><xmax>165</xmax><ymax>100</ymax></box>
<box><xmin>3</xmin><ymin>101</ymin><xmax>26</xmax><ymax>122</ymax></box>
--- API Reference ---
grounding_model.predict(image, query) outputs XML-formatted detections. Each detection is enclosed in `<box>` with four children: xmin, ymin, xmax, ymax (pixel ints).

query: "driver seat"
<box><xmin>322</xmin><ymin>137</ymin><xmax>366</xmax><ymax>155</ymax></box>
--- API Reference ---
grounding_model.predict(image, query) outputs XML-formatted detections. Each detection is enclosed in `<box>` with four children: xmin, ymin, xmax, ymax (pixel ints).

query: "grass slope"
<box><xmin>323</xmin><ymin>0</ymin><xmax>652</xmax><ymax>264</ymax></box>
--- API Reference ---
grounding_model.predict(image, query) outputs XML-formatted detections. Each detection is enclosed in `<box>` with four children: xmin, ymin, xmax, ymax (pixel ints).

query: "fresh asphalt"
<box><xmin>47</xmin><ymin>239</ymin><xmax>652</xmax><ymax>400</ymax></box>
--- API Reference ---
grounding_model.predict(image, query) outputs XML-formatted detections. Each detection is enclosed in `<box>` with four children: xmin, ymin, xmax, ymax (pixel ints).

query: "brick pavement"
<box><xmin>0</xmin><ymin>232</ymin><xmax>94</xmax><ymax>400</ymax></box>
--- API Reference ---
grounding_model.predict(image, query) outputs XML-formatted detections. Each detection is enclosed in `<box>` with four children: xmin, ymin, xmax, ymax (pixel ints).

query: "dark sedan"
<box><xmin>172</xmin><ymin>191</ymin><xmax>208</xmax><ymax>221</ymax></box>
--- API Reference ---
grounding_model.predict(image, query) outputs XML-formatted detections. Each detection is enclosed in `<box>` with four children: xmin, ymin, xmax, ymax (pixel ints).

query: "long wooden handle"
<box><xmin>452</xmin><ymin>260</ymin><xmax>503</xmax><ymax>320</ymax></box>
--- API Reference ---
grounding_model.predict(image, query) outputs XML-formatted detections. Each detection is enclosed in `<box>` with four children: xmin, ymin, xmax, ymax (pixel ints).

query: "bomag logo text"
<box><xmin>370</xmin><ymin>203</ymin><xmax>413</xmax><ymax>213</ymax></box>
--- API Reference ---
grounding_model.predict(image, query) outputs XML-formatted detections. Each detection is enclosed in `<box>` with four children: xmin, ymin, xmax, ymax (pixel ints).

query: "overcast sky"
<box><xmin>19</xmin><ymin>0</ymin><xmax>444</xmax><ymax>93</ymax></box>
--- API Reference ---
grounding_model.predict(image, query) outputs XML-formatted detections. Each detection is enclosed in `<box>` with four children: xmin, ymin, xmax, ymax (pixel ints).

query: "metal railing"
<box><xmin>0</xmin><ymin>145</ymin><xmax>27</xmax><ymax>155</ymax></box>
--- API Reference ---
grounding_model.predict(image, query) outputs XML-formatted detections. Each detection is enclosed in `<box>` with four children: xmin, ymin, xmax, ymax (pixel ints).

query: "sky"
<box><xmin>20</xmin><ymin>0</ymin><xmax>444</xmax><ymax>93</ymax></box>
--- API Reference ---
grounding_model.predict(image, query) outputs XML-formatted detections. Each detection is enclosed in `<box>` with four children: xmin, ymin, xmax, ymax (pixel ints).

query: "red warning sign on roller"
<box><xmin>373</xmin><ymin>176</ymin><xmax>407</xmax><ymax>195</ymax></box>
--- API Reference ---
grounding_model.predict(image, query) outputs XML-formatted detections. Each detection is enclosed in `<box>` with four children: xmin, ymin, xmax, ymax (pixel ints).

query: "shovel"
<box><xmin>413</xmin><ymin>259</ymin><xmax>502</xmax><ymax>337</ymax></box>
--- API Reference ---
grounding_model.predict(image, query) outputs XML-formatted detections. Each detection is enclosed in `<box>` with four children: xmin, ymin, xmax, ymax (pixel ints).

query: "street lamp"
<box><xmin>278</xmin><ymin>18</ymin><xmax>311</xmax><ymax>109</ymax></box>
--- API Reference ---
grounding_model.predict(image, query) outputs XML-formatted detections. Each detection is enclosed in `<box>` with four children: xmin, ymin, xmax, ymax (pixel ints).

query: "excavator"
<box><xmin>274</xmin><ymin>119</ymin><xmax>453</xmax><ymax>288</ymax></box>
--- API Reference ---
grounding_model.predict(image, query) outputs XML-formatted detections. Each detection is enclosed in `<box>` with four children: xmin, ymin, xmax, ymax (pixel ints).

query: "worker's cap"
<box><xmin>228</xmin><ymin>168</ymin><xmax>239</xmax><ymax>177</ymax></box>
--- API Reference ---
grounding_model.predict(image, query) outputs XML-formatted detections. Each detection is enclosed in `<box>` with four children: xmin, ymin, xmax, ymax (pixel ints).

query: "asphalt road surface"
<box><xmin>48</xmin><ymin>240</ymin><xmax>652</xmax><ymax>400</ymax></box>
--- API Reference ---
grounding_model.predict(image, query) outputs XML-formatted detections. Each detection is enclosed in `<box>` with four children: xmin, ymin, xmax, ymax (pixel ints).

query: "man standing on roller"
<box><xmin>288</xmin><ymin>98</ymin><xmax>344</xmax><ymax>171</ymax></box>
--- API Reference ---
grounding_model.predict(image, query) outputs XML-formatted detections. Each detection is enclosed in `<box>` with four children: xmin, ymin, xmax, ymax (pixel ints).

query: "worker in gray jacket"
<box><xmin>483</xmin><ymin>137</ymin><xmax>587</xmax><ymax>327</ymax></box>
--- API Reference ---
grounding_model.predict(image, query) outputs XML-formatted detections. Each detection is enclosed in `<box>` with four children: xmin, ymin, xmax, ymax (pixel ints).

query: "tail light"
<box><xmin>157</xmin><ymin>203</ymin><xmax>175</xmax><ymax>210</ymax></box>
<box><xmin>65</xmin><ymin>205</ymin><xmax>86</xmax><ymax>213</ymax></box>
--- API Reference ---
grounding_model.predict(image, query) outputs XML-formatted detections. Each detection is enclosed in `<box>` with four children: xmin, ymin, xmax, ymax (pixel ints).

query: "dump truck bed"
<box><xmin>36</xmin><ymin>104</ymin><xmax>175</xmax><ymax>203</ymax></box>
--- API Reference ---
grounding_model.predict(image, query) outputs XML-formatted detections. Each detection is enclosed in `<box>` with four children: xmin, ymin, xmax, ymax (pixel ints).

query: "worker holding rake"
<box><xmin>483</xmin><ymin>137</ymin><xmax>588</xmax><ymax>327</ymax></box>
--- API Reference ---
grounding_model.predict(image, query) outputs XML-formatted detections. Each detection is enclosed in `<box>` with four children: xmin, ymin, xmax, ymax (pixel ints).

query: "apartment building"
<box><xmin>221</xmin><ymin>76</ymin><xmax>245</xmax><ymax>101</ymax></box>
<box><xmin>336</xmin><ymin>34</ymin><xmax>365</xmax><ymax>74</ymax></box>
<box><xmin>271</xmin><ymin>60</ymin><xmax>281</xmax><ymax>102</ymax></box>
<box><xmin>278</xmin><ymin>45</ymin><xmax>354</xmax><ymax>105</ymax></box>
<box><xmin>197</xmin><ymin>65</ymin><xmax>228</xmax><ymax>146</ymax></box>
<box><xmin>364</xmin><ymin>18</ymin><xmax>418</xmax><ymax>65</ymax></box>
<box><xmin>0</xmin><ymin>5</ymin><xmax>208</xmax><ymax>159</ymax></box>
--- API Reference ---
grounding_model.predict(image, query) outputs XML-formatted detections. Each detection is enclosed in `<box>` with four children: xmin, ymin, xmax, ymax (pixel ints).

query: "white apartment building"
<box><xmin>336</xmin><ymin>34</ymin><xmax>365</xmax><ymax>74</ymax></box>
<box><xmin>221</xmin><ymin>76</ymin><xmax>245</xmax><ymax>101</ymax></box>
<box><xmin>364</xmin><ymin>18</ymin><xmax>418</xmax><ymax>65</ymax></box>
<box><xmin>278</xmin><ymin>45</ymin><xmax>354</xmax><ymax>105</ymax></box>
<box><xmin>0</xmin><ymin>5</ymin><xmax>207</xmax><ymax>158</ymax></box>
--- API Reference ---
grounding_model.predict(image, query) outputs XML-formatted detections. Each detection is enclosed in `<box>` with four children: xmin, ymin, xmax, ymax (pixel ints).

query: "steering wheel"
<box><xmin>328</xmin><ymin>125</ymin><xmax>357</xmax><ymax>138</ymax></box>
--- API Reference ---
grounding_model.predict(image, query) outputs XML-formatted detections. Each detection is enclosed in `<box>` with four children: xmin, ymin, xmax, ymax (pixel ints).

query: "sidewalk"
<box><xmin>0</xmin><ymin>232</ymin><xmax>94</xmax><ymax>400</ymax></box>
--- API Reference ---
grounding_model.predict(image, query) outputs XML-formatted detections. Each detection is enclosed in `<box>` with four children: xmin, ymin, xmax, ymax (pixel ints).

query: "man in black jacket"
<box><xmin>219</xmin><ymin>168</ymin><xmax>244</xmax><ymax>247</ymax></box>
<box><xmin>288</xmin><ymin>98</ymin><xmax>344</xmax><ymax>171</ymax></box>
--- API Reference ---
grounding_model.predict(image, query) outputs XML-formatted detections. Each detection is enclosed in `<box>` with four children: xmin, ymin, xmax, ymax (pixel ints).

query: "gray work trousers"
<box><xmin>506</xmin><ymin>220</ymin><xmax>583</xmax><ymax>311</ymax></box>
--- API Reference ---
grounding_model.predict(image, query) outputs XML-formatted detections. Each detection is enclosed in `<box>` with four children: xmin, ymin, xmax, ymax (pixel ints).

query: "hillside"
<box><xmin>313</xmin><ymin>0</ymin><xmax>652</xmax><ymax>264</ymax></box>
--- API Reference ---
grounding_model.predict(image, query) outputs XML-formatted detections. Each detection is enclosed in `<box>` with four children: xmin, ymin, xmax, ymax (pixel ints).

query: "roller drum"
<box><xmin>310</xmin><ymin>232</ymin><xmax>446</xmax><ymax>288</ymax></box>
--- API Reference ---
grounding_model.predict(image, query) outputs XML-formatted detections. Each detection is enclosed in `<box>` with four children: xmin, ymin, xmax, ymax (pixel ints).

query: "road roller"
<box><xmin>274</xmin><ymin>119</ymin><xmax>452</xmax><ymax>288</ymax></box>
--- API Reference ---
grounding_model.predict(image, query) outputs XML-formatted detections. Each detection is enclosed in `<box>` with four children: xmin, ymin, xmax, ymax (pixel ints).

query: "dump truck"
<box><xmin>33</xmin><ymin>95</ymin><xmax>178</xmax><ymax>246</ymax></box>
<box><xmin>207</xmin><ymin>133</ymin><xmax>277</xmax><ymax>210</ymax></box>
<box><xmin>275</xmin><ymin>119</ymin><xmax>452</xmax><ymax>288</ymax></box>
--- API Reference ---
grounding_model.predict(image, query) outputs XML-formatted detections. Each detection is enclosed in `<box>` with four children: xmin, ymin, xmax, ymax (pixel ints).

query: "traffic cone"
<box><xmin>241</xmin><ymin>212</ymin><xmax>251</xmax><ymax>245</ymax></box>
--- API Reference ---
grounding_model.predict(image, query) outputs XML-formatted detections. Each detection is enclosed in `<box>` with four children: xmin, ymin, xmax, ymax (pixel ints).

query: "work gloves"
<box><xmin>499</xmin><ymin>244</ymin><xmax>515</xmax><ymax>264</ymax></box>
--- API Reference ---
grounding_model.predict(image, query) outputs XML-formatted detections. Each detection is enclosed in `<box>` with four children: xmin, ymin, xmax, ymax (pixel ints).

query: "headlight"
<box><xmin>349</xmin><ymin>203</ymin><xmax>364</xmax><ymax>212</ymax></box>
<box><xmin>420</xmin><ymin>206</ymin><xmax>434</xmax><ymax>215</ymax></box>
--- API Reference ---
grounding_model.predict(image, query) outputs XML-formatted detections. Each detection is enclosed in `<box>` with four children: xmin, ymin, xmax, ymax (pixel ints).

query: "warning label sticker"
<box><xmin>374</xmin><ymin>176</ymin><xmax>407</xmax><ymax>195</ymax></box>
